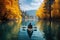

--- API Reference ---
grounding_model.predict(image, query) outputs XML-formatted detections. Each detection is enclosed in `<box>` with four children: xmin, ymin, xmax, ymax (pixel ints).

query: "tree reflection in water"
<box><xmin>37</xmin><ymin>20</ymin><xmax>60</xmax><ymax>40</ymax></box>
<box><xmin>0</xmin><ymin>20</ymin><xmax>21</xmax><ymax>40</ymax></box>
<box><xmin>0</xmin><ymin>20</ymin><xmax>60</xmax><ymax>40</ymax></box>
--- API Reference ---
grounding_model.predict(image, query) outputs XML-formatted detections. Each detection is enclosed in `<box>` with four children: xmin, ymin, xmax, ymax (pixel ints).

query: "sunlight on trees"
<box><xmin>36</xmin><ymin>0</ymin><xmax>60</xmax><ymax>19</ymax></box>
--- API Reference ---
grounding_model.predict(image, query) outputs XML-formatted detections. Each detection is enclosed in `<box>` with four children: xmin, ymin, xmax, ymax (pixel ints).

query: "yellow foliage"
<box><xmin>0</xmin><ymin>0</ymin><xmax>22</xmax><ymax>40</ymax></box>
<box><xmin>36</xmin><ymin>0</ymin><xmax>60</xmax><ymax>19</ymax></box>
<box><xmin>36</xmin><ymin>1</ymin><xmax>49</xmax><ymax>19</ymax></box>
<box><xmin>36</xmin><ymin>3</ymin><xmax>45</xmax><ymax>19</ymax></box>
<box><xmin>51</xmin><ymin>0</ymin><xmax>60</xmax><ymax>18</ymax></box>
<box><xmin>0</xmin><ymin>0</ymin><xmax>22</xmax><ymax>22</ymax></box>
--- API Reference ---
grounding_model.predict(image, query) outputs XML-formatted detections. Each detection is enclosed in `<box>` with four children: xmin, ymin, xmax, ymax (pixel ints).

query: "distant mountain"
<box><xmin>26</xmin><ymin>10</ymin><xmax>36</xmax><ymax>16</ymax></box>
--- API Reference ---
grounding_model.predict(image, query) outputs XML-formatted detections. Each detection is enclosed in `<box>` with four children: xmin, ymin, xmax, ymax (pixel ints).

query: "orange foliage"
<box><xmin>51</xmin><ymin>0</ymin><xmax>60</xmax><ymax>18</ymax></box>
<box><xmin>36</xmin><ymin>1</ymin><xmax>50</xmax><ymax>19</ymax></box>
<box><xmin>0</xmin><ymin>0</ymin><xmax>22</xmax><ymax>22</ymax></box>
<box><xmin>0</xmin><ymin>0</ymin><xmax>22</xmax><ymax>40</ymax></box>
<box><xmin>36</xmin><ymin>0</ymin><xmax>60</xmax><ymax>19</ymax></box>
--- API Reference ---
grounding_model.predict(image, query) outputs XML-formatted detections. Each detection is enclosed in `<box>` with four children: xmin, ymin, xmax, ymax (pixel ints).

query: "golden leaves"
<box><xmin>36</xmin><ymin>0</ymin><xmax>60</xmax><ymax>19</ymax></box>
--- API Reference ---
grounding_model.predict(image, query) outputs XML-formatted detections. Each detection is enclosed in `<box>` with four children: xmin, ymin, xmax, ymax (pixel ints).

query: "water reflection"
<box><xmin>0</xmin><ymin>19</ymin><xmax>60</xmax><ymax>40</ymax></box>
<box><xmin>37</xmin><ymin>20</ymin><xmax>60</xmax><ymax>40</ymax></box>
<box><xmin>51</xmin><ymin>20</ymin><xmax>60</xmax><ymax>40</ymax></box>
<box><xmin>37</xmin><ymin>20</ymin><xmax>53</xmax><ymax>40</ymax></box>
<box><xmin>18</xmin><ymin>19</ymin><xmax>45</xmax><ymax>40</ymax></box>
<box><xmin>0</xmin><ymin>20</ymin><xmax>21</xmax><ymax>40</ymax></box>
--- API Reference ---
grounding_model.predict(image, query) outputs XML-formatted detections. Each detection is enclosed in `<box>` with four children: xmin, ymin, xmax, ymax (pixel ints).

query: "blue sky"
<box><xmin>19</xmin><ymin>0</ymin><xmax>44</xmax><ymax>11</ymax></box>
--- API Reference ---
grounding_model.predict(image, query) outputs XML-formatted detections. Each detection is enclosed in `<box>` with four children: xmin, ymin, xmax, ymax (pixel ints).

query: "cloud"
<box><xmin>31</xmin><ymin>0</ymin><xmax>43</xmax><ymax>5</ymax></box>
<box><xmin>19</xmin><ymin>0</ymin><xmax>44</xmax><ymax>11</ymax></box>
<box><xmin>20</xmin><ymin>5</ymin><xmax>34</xmax><ymax>11</ymax></box>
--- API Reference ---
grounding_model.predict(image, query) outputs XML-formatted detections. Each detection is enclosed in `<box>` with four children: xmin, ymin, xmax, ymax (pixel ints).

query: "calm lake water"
<box><xmin>18</xmin><ymin>19</ymin><xmax>60</xmax><ymax>40</ymax></box>
<box><xmin>18</xmin><ymin>19</ymin><xmax>45</xmax><ymax>40</ymax></box>
<box><xmin>0</xmin><ymin>19</ymin><xmax>60</xmax><ymax>40</ymax></box>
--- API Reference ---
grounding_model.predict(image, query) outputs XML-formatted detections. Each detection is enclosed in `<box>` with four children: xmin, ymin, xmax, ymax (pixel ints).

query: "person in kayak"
<box><xmin>27</xmin><ymin>23</ymin><xmax>33</xmax><ymax>38</ymax></box>
<box><xmin>28</xmin><ymin>23</ymin><xmax>32</xmax><ymax>29</ymax></box>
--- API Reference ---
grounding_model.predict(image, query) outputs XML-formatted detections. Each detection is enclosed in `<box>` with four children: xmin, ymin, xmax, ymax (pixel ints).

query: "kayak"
<box><xmin>27</xmin><ymin>28</ymin><xmax>33</xmax><ymax>38</ymax></box>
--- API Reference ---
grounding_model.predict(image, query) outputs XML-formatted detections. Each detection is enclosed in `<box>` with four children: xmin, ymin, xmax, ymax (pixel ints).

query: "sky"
<box><xmin>19</xmin><ymin>0</ymin><xmax>44</xmax><ymax>11</ymax></box>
